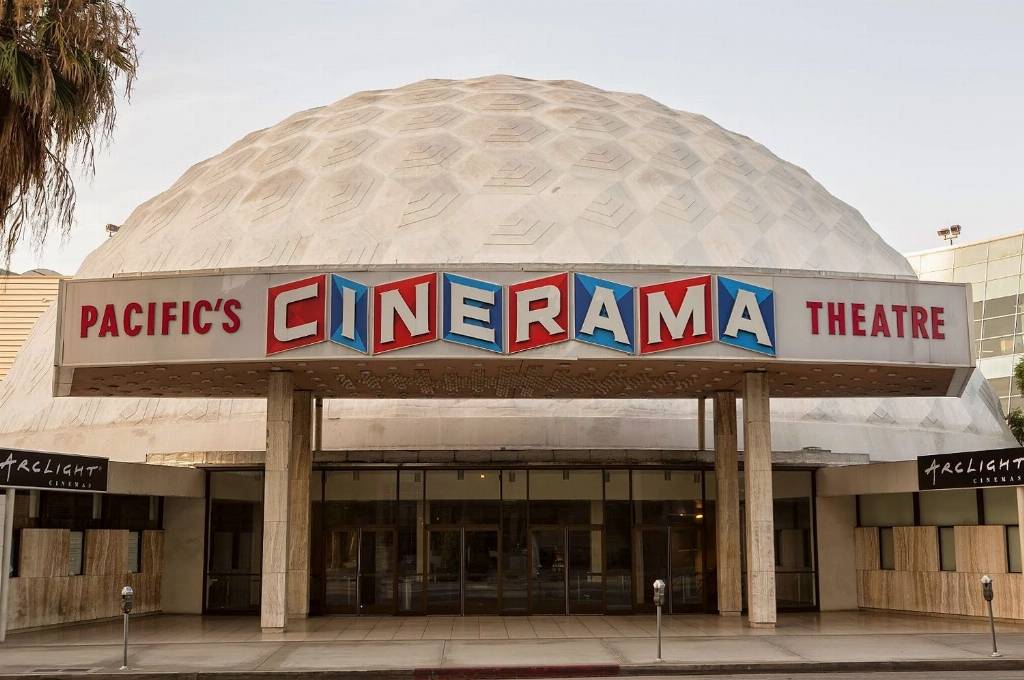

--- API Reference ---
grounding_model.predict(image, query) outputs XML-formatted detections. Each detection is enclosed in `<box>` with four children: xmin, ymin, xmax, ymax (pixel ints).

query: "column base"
<box><xmin>747</xmin><ymin>621</ymin><xmax>776</xmax><ymax>629</ymax></box>
<box><xmin>719</xmin><ymin>610</ymin><xmax>742</xmax><ymax>617</ymax></box>
<box><xmin>261</xmin><ymin>626</ymin><xmax>286</xmax><ymax>634</ymax></box>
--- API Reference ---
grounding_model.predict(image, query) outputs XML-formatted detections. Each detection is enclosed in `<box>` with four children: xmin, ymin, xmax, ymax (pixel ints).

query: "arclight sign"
<box><xmin>55</xmin><ymin>267</ymin><xmax>974</xmax><ymax>392</ymax></box>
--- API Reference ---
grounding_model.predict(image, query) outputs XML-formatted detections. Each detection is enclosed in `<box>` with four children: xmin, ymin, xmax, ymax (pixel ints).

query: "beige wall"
<box><xmin>161</xmin><ymin>497</ymin><xmax>205</xmax><ymax>614</ymax></box>
<box><xmin>816</xmin><ymin>495</ymin><xmax>858</xmax><ymax>610</ymax></box>
<box><xmin>854</xmin><ymin>525</ymin><xmax>1022</xmax><ymax>619</ymax></box>
<box><xmin>109</xmin><ymin>461</ymin><xmax>205</xmax><ymax>498</ymax></box>
<box><xmin>0</xmin><ymin>275</ymin><xmax>61</xmax><ymax>382</ymax></box>
<box><xmin>817</xmin><ymin>461</ymin><xmax>918</xmax><ymax>497</ymax></box>
<box><xmin>8</xmin><ymin>528</ymin><xmax>162</xmax><ymax>630</ymax></box>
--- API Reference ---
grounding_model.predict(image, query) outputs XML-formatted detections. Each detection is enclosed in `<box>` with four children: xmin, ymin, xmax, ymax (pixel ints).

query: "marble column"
<box><xmin>697</xmin><ymin>397</ymin><xmax>707</xmax><ymax>451</ymax></box>
<box><xmin>0</xmin><ymin>489</ymin><xmax>14</xmax><ymax>641</ymax></box>
<box><xmin>713</xmin><ymin>391</ymin><xmax>742</xmax><ymax>616</ymax></box>
<box><xmin>262</xmin><ymin>371</ymin><xmax>293</xmax><ymax>630</ymax></box>
<box><xmin>287</xmin><ymin>390</ymin><xmax>313</xmax><ymax>618</ymax></box>
<box><xmin>743</xmin><ymin>371</ymin><xmax>776</xmax><ymax>627</ymax></box>
<box><xmin>1016</xmin><ymin>487</ymin><xmax>1024</xmax><ymax>572</ymax></box>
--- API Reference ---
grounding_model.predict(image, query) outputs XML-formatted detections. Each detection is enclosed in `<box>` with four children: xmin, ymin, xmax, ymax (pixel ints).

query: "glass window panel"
<box><xmin>604</xmin><ymin>470</ymin><xmax>629</xmax><ymax>500</ymax></box>
<box><xmin>528</xmin><ymin>470</ymin><xmax>602</xmax><ymax>500</ymax></box>
<box><xmin>989</xmin><ymin>256</ymin><xmax>1022</xmax><ymax>279</ymax></box>
<box><xmin>325</xmin><ymin>470</ymin><xmax>395</xmax><ymax>525</ymax></box>
<box><xmin>704</xmin><ymin>470</ymin><xmax>717</xmax><ymax>501</ymax></box>
<box><xmin>426</xmin><ymin>470</ymin><xmax>499</xmax><ymax>525</ymax></box>
<box><xmin>988</xmin><ymin>377</ymin><xmax>1012</xmax><ymax>398</ymax></box>
<box><xmin>501</xmin><ymin>499</ymin><xmax>528</xmax><ymax>613</ymax></box>
<box><xmin>972</xmin><ymin>340</ymin><xmax>981</xmax><ymax>359</ymax></box>
<box><xmin>398</xmin><ymin>470</ymin><xmax>422</xmax><ymax>501</ymax></box>
<box><xmin>973</xmin><ymin>301</ymin><xmax>984</xmax><ymax>320</ymax></box>
<box><xmin>40</xmin><ymin>492</ymin><xmax>95</xmax><ymax>530</ymax></box>
<box><xmin>989</xmin><ymin>236</ymin><xmax>1023</xmax><ymax>260</ymax></box>
<box><xmin>69</xmin><ymin>531</ymin><xmax>84</xmax><ymax>575</ymax></box>
<box><xmin>984</xmin><ymin>295</ymin><xmax>1018</xmax><ymax>319</ymax></box>
<box><xmin>954</xmin><ymin>262</ymin><xmax>988</xmax><ymax>284</ymax></box>
<box><xmin>206</xmin><ymin>471</ymin><xmax>263</xmax><ymax>612</ymax></box>
<box><xmin>858</xmin><ymin>493</ymin><xmax>914</xmax><ymax>527</ymax></box>
<box><xmin>879</xmin><ymin>527</ymin><xmax>895</xmax><ymax>570</ymax></box>
<box><xmin>981</xmin><ymin>337</ymin><xmax>1015</xmax><ymax>358</ymax></box>
<box><xmin>773</xmin><ymin>471</ymin><xmax>812</xmax><ymax>498</ymax></box>
<box><xmin>979</xmin><ymin>355</ymin><xmax>1014</xmax><ymax>378</ymax></box>
<box><xmin>983</xmin><ymin>316</ymin><xmax>1016</xmax><ymax>338</ymax></box>
<box><xmin>1009</xmin><ymin>526</ymin><xmax>1022</xmax><ymax>573</ymax></box>
<box><xmin>503</xmin><ymin>470</ymin><xmax>527</xmax><ymax>500</ymax></box>
<box><xmin>1001</xmin><ymin>398</ymin><xmax>1011</xmax><ymax>416</ymax></box>
<box><xmin>986</xmin><ymin>275</ymin><xmax>1020</xmax><ymax>300</ymax></box>
<box><xmin>920</xmin><ymin>489</ymin><xmax>979</xmax><ymax>525</ymax></box>
<box><xmin>103</xmin><ymin>495</ymin><xmax>159</xmax><ymax>531</ymax></box>
<box><xmin>921</xmin><ymin>251</ymin><xmax>954</xmax><ymax>272</ymax></box>
<box><xmin>939</xmin><ymin>527</ymin><xmax>956</xmax><ymax>571</ymax></box>
<box><xmin>973</xmin><ymin>320</ymin><xmax>982</xmax><ymax>342</ymax></box>
<box><xmin>126</xmin><ymin>531</ymin><xmax>140</xmax><ymax>573</ymax></box>
<box><xmin>633</xmin><ymin>470</ymin><xmax>702</xmax><ymax>525</ymax></box>
<box><xmin>955</xmin><ymin>243</ymin><xmax>989</xmax><ymax>267</ymax></box>
<box><xmin>604</xmin><ymin>500</ymin><xmax>632</xmax><ymax>611</ymax></box>
<box><xmin>983</xmin><ymin>488</ymin><xmax>1018</xmax><ymax>525</ymax></box>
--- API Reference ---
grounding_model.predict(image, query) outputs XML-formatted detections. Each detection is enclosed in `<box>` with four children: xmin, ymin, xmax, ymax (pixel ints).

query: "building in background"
<box><xmin>0</xmin><ymin>271</ymin><xmax>63</xmax><ymax>383</ymax></box>
<box><xmin>907</xmin><ymin>232</ymin><xmax>1024</xmax><ymax>415</ymax></box>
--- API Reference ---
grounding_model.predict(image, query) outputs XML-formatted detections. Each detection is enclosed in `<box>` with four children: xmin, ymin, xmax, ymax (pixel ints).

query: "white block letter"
<box><xmin>516</xmin><ymin>285</ymin><xmax>563</xmax><ymax>342</ymax></box>
<box><xmin>379</xmin><ymin>282</ymin><xmax>431</xmax><ymax>343</ymax></box>
<box><xmin>580</xmin><ymin>286</ymin><xmax>629</xmax><ymax>344</ymax></box>
<box><xmin>646</xmin><ymin>284</ymin><xmax>705</xmax><ymax>344</ymax></box>
<box><xmin>724</xmin><ymin>289</ymin><xmax>772</xmax><ymax>347</ymax></box>
<box><xmin>450</xmin><ymin>282</ymin><xmax>494</xmax><ymax>343</ymax></box>
<box><xmin>274</xmin><ymin>283</ymin><xmax>319</xmax><ymax>342</ymax></box>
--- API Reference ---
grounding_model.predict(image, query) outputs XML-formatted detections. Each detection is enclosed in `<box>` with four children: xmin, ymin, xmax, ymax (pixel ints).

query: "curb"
<box><xmin>3</xmin><ymin>658</ymin><xmax>1024</xmax><ymax>679</ymax></box>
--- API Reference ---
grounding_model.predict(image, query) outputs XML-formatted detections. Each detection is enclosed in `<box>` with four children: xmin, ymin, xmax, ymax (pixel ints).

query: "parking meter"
<box><xmin>653</xmin><ymin>579</ymin><xmax>666</xmax><ymax>606</ymax></box>
<box><xmin>120</xmin><ymin>586</ymin><xmax>134</xmax><ymax>670</ymax></box>
<box><xmin>653</xmin><ymin>579</ymin><xmax>666</xmax><ymax>661</ymax></box>
<box><xmin>121</xmin><ymin>586</ymin><xmax>134</xmax><ymax>615</ymax></box>
<box><xmin>981</xmin><ymin>575</ymin><xmax>1000</xmax><ymax>657</ymax></box>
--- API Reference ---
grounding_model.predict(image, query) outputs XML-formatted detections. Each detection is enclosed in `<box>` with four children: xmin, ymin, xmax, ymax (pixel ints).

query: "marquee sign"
<box><xmin>918</xmin><ymin>449</ymin><xmax>1024</xmax><ymax>491</ymax></box>
<box><xmin>55</xmin><ymin>267</ymin><xmax>973</xmax><ymax>398</ymax></box>
<box><xmin>0</xmin><ymin>448</ymin><xmax>108</xmax><ymax>492</ymax></box>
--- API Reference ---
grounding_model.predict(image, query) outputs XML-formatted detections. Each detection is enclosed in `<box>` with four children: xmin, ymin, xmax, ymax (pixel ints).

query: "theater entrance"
<box><xmin>427</xmin><ymin>527</ymin><xmax>500</xmax><ymax>615</ymax></box>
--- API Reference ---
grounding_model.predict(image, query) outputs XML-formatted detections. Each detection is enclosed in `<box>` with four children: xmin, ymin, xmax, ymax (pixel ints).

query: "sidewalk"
<box><xmin>2</xmin><ymin>612</ymin><xmax>1024</xmax><ymax>676</ymax></box>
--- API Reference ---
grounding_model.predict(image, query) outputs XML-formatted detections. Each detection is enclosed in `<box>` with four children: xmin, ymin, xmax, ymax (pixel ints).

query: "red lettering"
<box><xmin>146</xmin><ymin>302</ymin><xmax>156</xmax><ymax>336</ymax></box>
<box><xmin>98</xmin><ymin>304</ymin><xmax>119</xmax><ymax>337</ymax></box>
<box><xmin>891</xmin><ymin>304</ymin><xmax>907</xmax><ymax>337</ymax></box>
<box><xmin>870</xmin><ymin>304</ymin><xmax>891</xmax><ymax>337</ymax></box>
<box><xmin>123</xmin><ymin>302</ymin><xmax>143</xmax><ymax>337</ymax></box>
<box><xmin>931</xmin><ymin>306</ymin><xmax>945</xmax><ymax>340</ymax></box>
<box><xmin>911</xmin><ymin>305</ymin><xmax>929</xmax><ymax>339</ymax></box>
<box><xmin>851</xmin><ymin>302</ymin><xmax>866</xmax><ymax>336</ymax></box>
<box><xmin>193</xmin><ymin>300</ymin><xmax>213</xmax><ymax>334</ymax></box>
<box><xmin>161</xmin><ymin>301</ymin><xmax>177</xmax><ymax>335</ymax></box>
<box><xmin>806</xmin><ymin>300</ymin><xmax>823</xmax><ymax>334</ymax></box>
<box><xmin>181</xmin><ymin>300</ymin><xmax>191</xmax><ymax>335</ymax></box>
<box><xmin>222</xmin><ymin>299</ymin><xmax>242</xmax><ymax>333</ymax></box>
<box><xmin>80</xmin><ymin>305</ymin><xmax>98</xmax><ymax>338</ymax></box>
<box><xmin>827</xmin><ymin>302</ymin><xmax>846</xmax><ymax>335</ymax></box>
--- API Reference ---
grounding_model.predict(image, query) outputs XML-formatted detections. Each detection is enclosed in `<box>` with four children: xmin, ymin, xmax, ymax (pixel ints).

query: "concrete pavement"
<box><xmin>1</xmin><ymin>612</ymin><xmax>1024</xmax><ymax>676</ymax></box>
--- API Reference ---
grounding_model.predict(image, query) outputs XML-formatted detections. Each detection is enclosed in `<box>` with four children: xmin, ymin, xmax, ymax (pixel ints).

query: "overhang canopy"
<box><xmin>53</xmin><ymin>265</ymin><xmax>974</xmax><ymax>400</ymax></box>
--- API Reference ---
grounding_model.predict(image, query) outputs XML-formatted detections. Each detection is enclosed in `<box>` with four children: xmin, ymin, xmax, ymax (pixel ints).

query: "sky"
<box><xmin>9</xmin><ymin>0</ymin><xmax>1024</xmax><ymax>274</ymax></box>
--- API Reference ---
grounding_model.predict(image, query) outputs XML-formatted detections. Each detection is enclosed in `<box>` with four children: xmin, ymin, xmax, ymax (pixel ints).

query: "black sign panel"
<box><xmin>0</xmin><ymin>448</ymin><xmax>108</xmax><ymax>492</ymax></box>
<box><xmin>918</xmin><ymin>448</ymin><xmax>1024</xmax><ymax>491</ymax></box>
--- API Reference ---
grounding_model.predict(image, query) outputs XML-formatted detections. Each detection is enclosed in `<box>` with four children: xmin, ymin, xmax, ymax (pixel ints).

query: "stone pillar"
<box><xmin>287</xmin><ymin>390</ymin><xmax>313</xmax><ymax>618</ymax></box>
<box><xmin>697</xmin><ymin>398</ymin><xmax>707</xmax><ymax>451</ymax></box>
<box><xmin>262</xmin><ymin>371</ymin><xmax>293</xmax><ymax>630</ymax></box>
<box><xmin>0</xmin><ymin>489</ymin><xmax>14</xmax><ymax>641</ymax></box>
<box><xmin>713</xmin><ymin>391</ymin><xmax>742</xmax><ymax>616</ymax></box>
<box><xmin>1016</xmin><ymin>487</ymin><xmax>1024</xmax><ymax>572</ymax></box>
<box><xmin>743</xmin><ymin>371</ymin><xmax>776</xmax><ymax>627</ymax></box>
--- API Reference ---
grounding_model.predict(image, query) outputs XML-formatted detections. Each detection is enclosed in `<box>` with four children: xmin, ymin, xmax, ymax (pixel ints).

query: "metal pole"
<box><xmin>656</xmin><ymin>602</ymin><xmax>662</xmax><ymax>661</ymax></box>
<box><xmin>0</xmin><ymin>489</ymin><xmax>15</xmax><ymax>643</ymax></box>
<box><xmin>987</xmin><ymin>599</ymin><xmax>1000</xmax><ymax>657</ymax></box>
<box><xmin>120</xmin><ymin>611</ymin><xmax>129</xmax><ymax>670</ymax></box>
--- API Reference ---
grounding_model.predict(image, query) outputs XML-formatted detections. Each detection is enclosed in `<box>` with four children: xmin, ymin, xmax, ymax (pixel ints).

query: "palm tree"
<box><xmin>1007</xmin><ymin>358</ymin><xmax>1024</xmax><ymax>444</ymax></box>
<box><xmin>0</xmin><ymin>0</ymin><xmax>139</xmax><ymax>264</ymax></box>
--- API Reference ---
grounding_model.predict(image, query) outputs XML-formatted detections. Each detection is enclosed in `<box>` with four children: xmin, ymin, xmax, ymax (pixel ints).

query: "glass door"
<box><xmin>530</xmin><ymin>528</ymin><xmax>566</xmax><ymax>614</ymax></box>
<box><xmin>427</xmin><ymin>529</ymin><xmax>462</xmax><ymax>614</ymax></box>
<box><xmin>633</xmin><ymin>527</ymin><xmax>668</xmax><ymax>612</ymax></box>
<box><xmin>670</xmin><ymin>525</ymin><xmax>703</xmax><ymax>612</ymax></box>
<box><xmin>464</xmin><ymin>529</ymin><xmax>499</xmax><ymax>614</ymax></box>
<box><xmin>324</xmin><ymin>528</ymin><xmax>359</xmax><ymax>614</ymax></box>
<box><xmin>359</xmin><ymin>529</ymin><xmax>396</xmax><ymax>614</ymax></box>
<box><xmin>568</xmin><ymin>529</ymin><xmax>604</xmax><ymax>614</ymax></box>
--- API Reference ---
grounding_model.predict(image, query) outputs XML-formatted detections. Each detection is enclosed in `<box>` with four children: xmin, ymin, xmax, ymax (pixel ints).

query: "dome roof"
<box><xmin>0</xmin><ymin>75</ymin><xmax>1012</xmax><ymax>462</ymax></box>
<box><xmin>79</xmin><ymin>75</ymin><xmax>912</xmax><ymax>278</ymax></box>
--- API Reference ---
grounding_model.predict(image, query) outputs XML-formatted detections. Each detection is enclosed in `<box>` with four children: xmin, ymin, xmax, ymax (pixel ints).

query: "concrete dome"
<box><xmin>0</xmin><ymin>75</ymin><xmax>1013</xmax><ymax>461</ymax></box>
